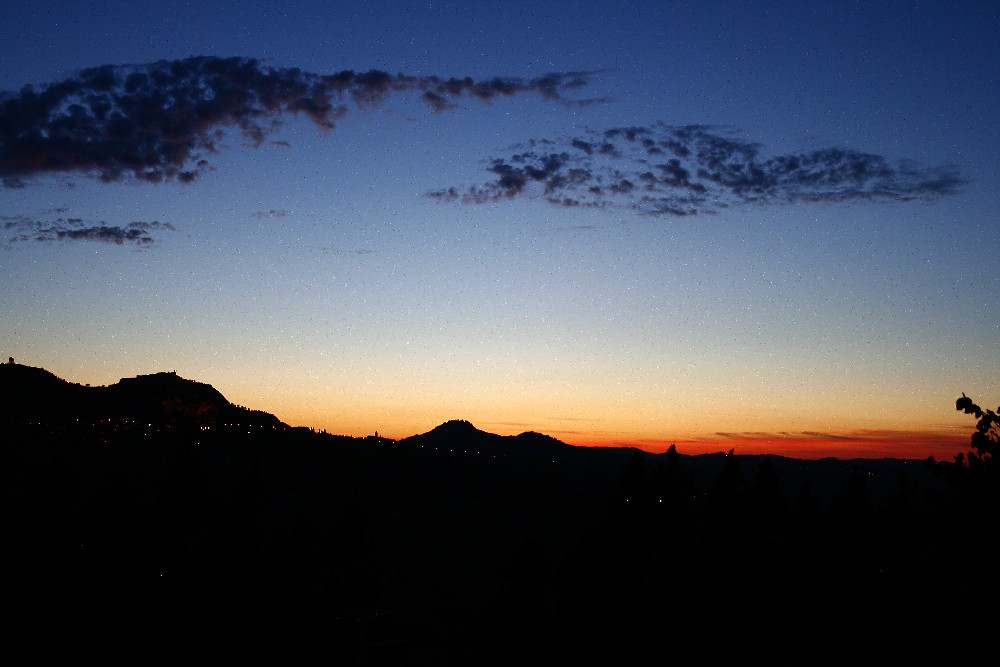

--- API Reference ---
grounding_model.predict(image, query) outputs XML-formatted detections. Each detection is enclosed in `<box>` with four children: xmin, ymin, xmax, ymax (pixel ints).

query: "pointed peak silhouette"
<box><xmin>400</xmin><ymin>420</ymin><xmax>585</xmax><ymax>464</ymax></box>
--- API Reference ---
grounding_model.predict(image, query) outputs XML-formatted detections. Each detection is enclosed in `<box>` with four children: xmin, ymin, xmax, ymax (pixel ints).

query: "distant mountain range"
<box><xmin>0</xmin><ymin>361</ymin><xmax>941</xmax><ymax>502</ymax></box>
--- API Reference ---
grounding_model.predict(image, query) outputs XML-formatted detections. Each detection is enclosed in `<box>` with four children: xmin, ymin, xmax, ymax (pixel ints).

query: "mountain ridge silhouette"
<box><xmin>397</xmin><ymin>418</ymin><xmax>583</xmax><ymax>460</ymax></box>
<box><xmin>0</xmin><ymin>361</ymin><xmax>282</xmax><ymax>428</ymax></box>
<box><xmin>0</xmin><ymin>361</ymin><xmax>941</xmax><ymax>491</ymax></box>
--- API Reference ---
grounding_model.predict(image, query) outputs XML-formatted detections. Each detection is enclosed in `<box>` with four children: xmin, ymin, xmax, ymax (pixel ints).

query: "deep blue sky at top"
<box><xmin>3</xmin><ymin>0</ymin><xmax>994</xmax><ymax>155</ymax></box>
<box><xmin>1</xmin><ymin>1</ymin><xmax>997</xmax><ymax>454</ymax></box>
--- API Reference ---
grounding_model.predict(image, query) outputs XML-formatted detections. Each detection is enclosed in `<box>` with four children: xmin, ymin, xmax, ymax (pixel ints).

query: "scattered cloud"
<box><xmin>798</xmin><ymin>431</ymin><xmax>856</xmax><ymax>441</ymax></box>
<box><xmin>250</xmin><ymin>209</ymin><xmax>291</xmax><ymax>219</ymax></box>
<box><xmin>554</xmin><ymin>224</ymin><xmax>601</xmax><ymax>232</ymax></box>
<box><xmin>0</xmin><ymin>56</ymin><xmax>599</xmax><ymax>187</ymax></box>
<box><xmin>2</xmin><ymin>214</ymin><xmax>174</xmax><ymax>247</ymax></box>
<box><xmin>315</xmin><ymin>245</ymin><xmax>375</xmax><ymax>256</ymax></box>
<box><xmin>428</xmin><ymin>123</ymin><xmax>966</xmax><ymax>215</ymax></box>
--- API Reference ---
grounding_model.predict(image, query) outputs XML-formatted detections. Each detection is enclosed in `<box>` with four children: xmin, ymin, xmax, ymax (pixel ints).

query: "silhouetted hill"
<box><xmin>399</xmin><ymin>419</ymin><xmax>570</xmax><ymax>458</ymax></box>
<box><xmin>0</xmin><ymin>362</ymin><xmax>82</xmax><ymax>419</ymax></box>
<box><xmin>0</xmin><ymin>362</ymin><xmax>283</xmax><ymax>428</ymax></box>
<box><xmin>398</xmin><ymin>419</ymin><xmax>641</xmax><ymax>471</ymax></box>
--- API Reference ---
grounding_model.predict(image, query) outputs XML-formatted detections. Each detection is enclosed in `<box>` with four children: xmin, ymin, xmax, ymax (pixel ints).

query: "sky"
<box><xmin>2</xmin><ymin>0</ymin><xmax>998</xmax><ymax>459</ymax></box>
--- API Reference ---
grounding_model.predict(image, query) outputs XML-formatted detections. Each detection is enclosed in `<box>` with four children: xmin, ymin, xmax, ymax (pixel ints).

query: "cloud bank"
<box><xmin>2</xmin><ymin>214</ymin><xmax>174</xmax><ymax>247</ymax></box>
<box><xmin>0</xmin><ymin>56</ymin><xmax>598</xmax><ymax>187</ymax></box>
<box><xmin>428</xmin><ymin>123</ymin><xmax>966</xmax><ymax>215</ymax></box>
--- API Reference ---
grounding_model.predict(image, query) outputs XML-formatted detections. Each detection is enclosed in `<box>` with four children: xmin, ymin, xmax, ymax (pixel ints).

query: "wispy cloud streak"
<box><xmin>0</xmin><ymin>56</ymin><xmax>599</xmax><ymax>186</ymax></box>
<box><xmin>428</xmin><ymin>123</ymin><xmax>966</xmax><ymax>215</ymax></box>
<box><xmin>2</xmin><ymin>214</ymin><xmax>174</xmax><ymax>247</ymax></box>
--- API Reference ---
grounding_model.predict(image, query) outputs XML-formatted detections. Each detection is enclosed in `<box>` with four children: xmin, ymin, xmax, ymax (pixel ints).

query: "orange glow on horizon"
<box><xmin>305</xmin><ymin>413</ymin><xmax>975</xmax><ymax>461</ymax></box>
<box><xmin>561</xmin><ymin>430</ymin><xmax>972</xmax><ymax>460</ymax></box>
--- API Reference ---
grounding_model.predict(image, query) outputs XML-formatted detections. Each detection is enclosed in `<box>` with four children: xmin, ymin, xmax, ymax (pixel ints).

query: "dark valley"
<box><xmin>2</xmin><ymin>363</ymin><xmax>997</xmax><ymax>664</ymax></box>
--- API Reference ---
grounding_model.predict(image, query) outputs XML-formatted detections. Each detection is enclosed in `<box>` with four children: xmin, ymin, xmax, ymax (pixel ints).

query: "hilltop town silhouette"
<box><xmin>2</xmin><ymin>361</ymin><xmax>997</xmax><ymax>664</ymax></box>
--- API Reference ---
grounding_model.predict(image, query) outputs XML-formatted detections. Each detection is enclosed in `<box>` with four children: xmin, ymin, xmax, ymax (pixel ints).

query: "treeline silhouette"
<box><xmin>2</xmin><ymin>389</ymin><xmax>998</xmax><ymax>664</ymax></box>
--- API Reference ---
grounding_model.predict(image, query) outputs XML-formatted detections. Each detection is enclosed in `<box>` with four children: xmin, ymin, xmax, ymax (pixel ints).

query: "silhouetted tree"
<box><xmin>617</xmin><ymin>450</ymin><xmax>653</xmax><ymax>507</ymax></box>
<box><xmin>830</xmin><ymin>469</ymin><xmax>873</xmax><ymax>519</ymax></box>
<box><xmin>749</xmin><ymin>456</ymin><xmax>786</xmax><ymax>514</ymax></box>
<box><xmin>926</xmin><ymin>395</ymin><xmax>1000</xmax><ymax>498</ymax></box>
<box><xmin>653</xmin><ymin>444</ymin><xmax>697</xmax><ymax>511</ymax></box>
<box><xmin>956</xmin><ymin>394</ymin><xmax>1000</xmax><ymax>468</ymax></box>
<box><xmin>710</xmin><ymin>449</ymin><xmax>745</xmax><ymax>510</ymax></box>
<box><xmin>792</xmin><ymin>479</ymin><xmax>819</xmax><ymax>515</ymax></box>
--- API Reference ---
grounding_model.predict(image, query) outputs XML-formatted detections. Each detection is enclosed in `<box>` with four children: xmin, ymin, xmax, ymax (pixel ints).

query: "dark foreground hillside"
<box><xmin>2</xmin><ymin>366</ymin><xmax>998</xmax><ymax>664</ymax></box>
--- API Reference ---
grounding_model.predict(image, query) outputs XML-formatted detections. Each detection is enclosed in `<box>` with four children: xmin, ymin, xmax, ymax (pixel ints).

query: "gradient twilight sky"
<box><xmin>2</xmin><ymin>1</ymin><xmax>998</xmax><ymax>458</ymax></box>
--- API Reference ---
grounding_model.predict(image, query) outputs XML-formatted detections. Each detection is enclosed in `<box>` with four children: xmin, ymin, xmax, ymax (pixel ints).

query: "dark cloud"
<box><xmin>799</xmin><ymin>431</ymin><xmax>856</xmax><ymax>441</ymax></box>
<box><xmin>554</xmin><ymin>224</ymin><xmax>600</xmax><ymax>232</ymax></box>
<box><xmin>2</xmin><ymin>214</ymin><xmax>174</xmax><ymax>247</ymax></box>
<box><xmin>250</xmin><ymin>209</ymin><xmax>290</xmax><ymax>219</ymax></box>
<box><xmin>316</xmin><ymin>246</ymin><xmax>375</xmax><ymax>256</ymax></box>
<box><xmin>428</xmin><ymin>123</ymin><xmax>967</xmax><ymax>215</ymax></box>
<box><xmin>0</xmin><ymin>56</ymin><xmax>600</xmax><ymax>187</ymax></box>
